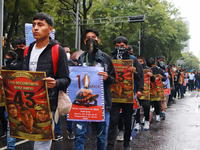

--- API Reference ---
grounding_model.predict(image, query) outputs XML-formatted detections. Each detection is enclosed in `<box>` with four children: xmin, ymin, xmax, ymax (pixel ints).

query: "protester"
<box><xmin>188</xmin><ymin>70</ymin><xmax>195</xmax><ymax>91</ymax></box>
<box><xmin>75</xmin><ymin>28</ymin><xmax>115</xmax><ymax>150</ymax></box>
<box><xmin>2</xmin><ymin>37</ymin><xmax>25</xmax><ymax>150</ymax></box>
<box><xmin>22</xmin><ymin>12</ymin><xmax>71</xmax><ymax>150</ymax></box>
<box><xmin>107</xmin><ymin>36</ymin><xmax>144</xmax><ymax>150</ymax></box>
<box><xmin>147</xmin><ymin>58</ymin><xmax>166</xmax><ymax>121</ymax></box>
<box><xmin>134</xmin><ymin>55</ymin><xmax>155</xmax><ymax>130</ymax></box>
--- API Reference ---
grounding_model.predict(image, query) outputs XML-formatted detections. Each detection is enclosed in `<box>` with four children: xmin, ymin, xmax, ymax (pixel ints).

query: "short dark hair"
<box><xmin>33</xmin><ymin>12</ymin><xmax>54</xmax><ymax>27</ymax></box>
<box><xmin>157</xmin><ymin>56</ymin><xmax>164</xmax><ymax>60</ymax></box>
<box><xmin>127</xmin><ymin>45</ymin><xmax>132</xmax><ymax>51</ymax></box>
<box><xmin>137</xmin><ymin>55</ymin><xmax>144</xmax><ymax>60</ymax></box>
<box><xmin>114</xmin><ymin>36</ymin><xmax>128</xmax><ymax>45</ymax></box>
<box><xmin>147</xmin><ymin>58</ymin><xmax>155</xmax><ymax>67</ymax></box>
<box><xmin>14</xmin><ymin>37</ymin><xmax>25</xmax><ymax>46</ymax></box>
<box><xmin>85</xmin><ymin>28</ymin><xmax>99</xmax><ymax>37</ymax></box>
<box><xmin>5</xmin><ymin>50</ymin><xmax>17</xmax><ymax>60</ymax></box>
<box><xmin>62</xmin><ymin>45</ymin><xmax>69</xmax><ymax>48</ymax></box>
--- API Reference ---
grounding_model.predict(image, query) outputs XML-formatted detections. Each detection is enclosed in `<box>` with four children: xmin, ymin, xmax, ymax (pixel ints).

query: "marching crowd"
<box><xmin>0</xmin><ymin>12</ymin><xmax>198</xmax><ymax>150</ymax></box>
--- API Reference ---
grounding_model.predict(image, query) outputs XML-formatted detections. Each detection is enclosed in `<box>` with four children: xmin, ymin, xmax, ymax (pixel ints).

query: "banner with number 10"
<box><xmin>67</xmin><ymin>66</ymin><xmax>105</xmax><ymax>122</ymax></box>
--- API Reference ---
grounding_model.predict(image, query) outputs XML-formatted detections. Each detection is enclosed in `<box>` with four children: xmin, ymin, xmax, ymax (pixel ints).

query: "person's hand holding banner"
<box><xmin>98</xmin><ymin>71</ymin><xmax>108</xmax><ymax>80</ymax></box>
<box><xmin>43</xmin><ymin>77</ymin><xmax>56</xmax><ymax>88</ymax></box>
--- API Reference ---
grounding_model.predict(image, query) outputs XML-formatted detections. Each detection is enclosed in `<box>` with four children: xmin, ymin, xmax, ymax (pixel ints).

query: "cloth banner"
<box><xmin>1</xmin><ymin>70</ymin><xmax>54</xmax><ymax>141</ymax></box>
<box><xmin>67</xmin><ymin>67</ymin><xmax>105</xmax><ymax>122</ymax></box>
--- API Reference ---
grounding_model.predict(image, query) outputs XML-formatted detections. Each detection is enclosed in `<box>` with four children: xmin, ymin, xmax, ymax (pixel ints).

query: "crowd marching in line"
<box><xmin>0</xmin><ymin>12</ymin><xmax>198</xmax><ymax>150</ymax></box>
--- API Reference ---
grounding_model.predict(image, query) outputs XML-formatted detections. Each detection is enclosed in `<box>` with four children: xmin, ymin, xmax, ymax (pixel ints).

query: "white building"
<box><xmin>182</xmin><ymin>17</ymin><xmax>190</xmax><ymax>53</ymax></box>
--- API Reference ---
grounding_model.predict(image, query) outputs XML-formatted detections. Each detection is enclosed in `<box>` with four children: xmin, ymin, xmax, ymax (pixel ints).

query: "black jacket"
<box><xmin>78</xmin><ymin>49</ymin><xmax>116</xmax><ymax>111</ymax></box>
<box><xmin>151</xmin><ymin>65</ymin><xmax>167</xmax><ymax>82</ymax></box>
<box><xmin>23</xmin><ymin>38</ymin><xmax>71</xmax><ymax>111</ymax></box>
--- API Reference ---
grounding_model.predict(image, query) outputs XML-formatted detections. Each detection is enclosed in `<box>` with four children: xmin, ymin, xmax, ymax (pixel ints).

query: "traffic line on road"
<box><xmin>0</xmin><ymin>139</ymin><xmax>29</xmax><ymax>150</ymax></box>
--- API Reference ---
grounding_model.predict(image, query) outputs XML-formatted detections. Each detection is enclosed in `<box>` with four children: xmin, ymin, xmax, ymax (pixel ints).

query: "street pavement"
<box><xmin>0</xmin><ymin>90</ymin><xmax>200</xmax><ymax>150</ymax></box>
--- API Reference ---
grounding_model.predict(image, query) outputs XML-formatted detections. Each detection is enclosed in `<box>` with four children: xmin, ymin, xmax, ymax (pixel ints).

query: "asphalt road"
<box><xmin>1</xmin><ymin>90</ymin><xmax>200</xmax><ymax>150</ymax></box>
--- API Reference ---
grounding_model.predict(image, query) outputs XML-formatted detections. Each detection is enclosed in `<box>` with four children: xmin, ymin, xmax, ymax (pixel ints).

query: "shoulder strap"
<box><xmin>24</xmin><ymin>46</ymin><xmax>30</xmax><ymax>57</ymax></box>
<box><xmin>52</xmin><ymin>44</ymin><xmax>59</xmax><ymax>76</ymax></box>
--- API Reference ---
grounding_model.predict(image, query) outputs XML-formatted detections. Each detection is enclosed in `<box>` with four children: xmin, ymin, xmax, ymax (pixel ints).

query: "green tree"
<box><xmin>181</xmin><ymin>52</ymin><xmax>199</xmax><ymax>71</ymax></box>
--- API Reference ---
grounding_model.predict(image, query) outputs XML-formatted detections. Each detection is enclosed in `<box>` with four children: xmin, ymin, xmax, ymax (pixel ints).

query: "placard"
<box><xmin>0</xmin><ymin>81</ymin><xmax>6</xmax><ymax>106</ymax></box>
<box><xmin>163</xmin><ymin>73</ymin><xmax>171</xmax><ymax>96</ymax></box>
<box><xmin>1</xmin><ymin>70</ymin><xmax>54</xmax><ymax>141</ymax></box>
<box><xmin>111</xmin><ymin>59</ymin><xmax>134</xmax><ymax>103</ymax></box>
<box><xmin>140</xmin><ymin>69</ymin><xmax>150</xmax><ymax>100</ymax></box>
<box><xmin>67</xmin><ymin>67</ymin><xmax>105</xmax><ymax>122</ymax></box>
<box><xmin>150</xmin><ymin>74</ymin><xmax>165</xmax><ymax>101</ymax></box>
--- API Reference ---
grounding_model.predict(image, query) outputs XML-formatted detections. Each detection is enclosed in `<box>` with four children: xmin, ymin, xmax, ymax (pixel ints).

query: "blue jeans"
<box><xmin>75</xmin><ymin>111</ymin><xmax>110</xmax><ymax>150</ymax></box>
<box><xmin>5</xmin><ymin>111</ymin><xmax>16</xmax><ymax>150</ymax></box>
<box><xmin>54</xmin><ymin>117</ymin><xmax>62</xmax><ymax>134</ymax></box>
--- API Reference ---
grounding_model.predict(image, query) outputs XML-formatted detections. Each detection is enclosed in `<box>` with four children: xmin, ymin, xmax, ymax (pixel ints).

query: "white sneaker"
<box><xmin>130</xmin><ymin>136</ymin><xmax>132</xmax><ymax>141</ymax></box>
<box><xmin>143</xmin><ymin>121</ymin><xmax>149</xmax><ymax>130</ymax></box>
<box><xmin>116</xmin><ymin>130</ymin><xmax>124</xmax><ymax>141</ymax></box>
<box><xmin>156</xmin><ymin>115</ymin><xmax>161</xmax><ymax>121</ymax></box>
<box><xmin>134</xmin><ymin>123</ymin><xmax>140</xmax><ymax>131</ymax></box>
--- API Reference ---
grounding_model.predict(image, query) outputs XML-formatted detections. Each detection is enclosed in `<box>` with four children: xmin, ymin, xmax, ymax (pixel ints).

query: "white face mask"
<box><xmin>66</xmin><ymin>53</ymin><xmax>70</xmax><ymax>60</ymax></box>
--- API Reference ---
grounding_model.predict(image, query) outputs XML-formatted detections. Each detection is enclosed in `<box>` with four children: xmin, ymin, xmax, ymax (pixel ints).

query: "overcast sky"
<box><xmin>168</xmin><ymin>0</ymin><xmax>199</xmax><ymax>56</ymax></box>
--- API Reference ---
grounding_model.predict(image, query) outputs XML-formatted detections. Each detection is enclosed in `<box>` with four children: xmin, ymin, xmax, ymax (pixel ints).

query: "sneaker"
<box><xmin>130</xmin><ymin>136</ymin><xmax>132</xmax><ymax>141</ymax></box>
<box><xmin>143</xmin><ymin>121</ymin><xmax>149</xmax><ymax>130</ymax></box>
<box><xmin>122</xmin><ymin>145</ymin><xmax>131</xmax><ymax>150</ymax></box>
<box><xmin>53</xmin><ymin>133</ymin><xmax>63</xmax><ymax>141</ymax></box>
<box><xmin>160</xmin><ymin>111</ymin><xmax>165</xmax><ymax>117</ymax></box>
<box><xmin>134</xmin><ymin>123</ymin><xmax>140</xmax><ymax>131</ymax></box>
<box><xmin>116</xmin><ymin>130</ymin><xmax>124</xmax><ymax>141</ymax></box>
<box><xmin>0</xmin><ymin>132</ymin><xmax>7</xmax><ymax>138</ymax></box>
<box><xmin>156</xmin><ymin>115</ymin><xmax>161</xmax><ymax>121</ymax></box>
<box><xmin>67</xmin><ymin>129</ymin><xmax>75</xmax><ymax>140</ymax></box>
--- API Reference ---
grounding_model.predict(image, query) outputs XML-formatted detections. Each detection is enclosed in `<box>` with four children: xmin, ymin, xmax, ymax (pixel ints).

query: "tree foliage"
<box><xmin>3</xmin><ymin>0</ymin><xmax>190</xmax><ymax>62</ymax></box>
<box><xmin>181</xmin><ymin>52</ymin><xmax>199</xmax><ymax>71</ymax></box>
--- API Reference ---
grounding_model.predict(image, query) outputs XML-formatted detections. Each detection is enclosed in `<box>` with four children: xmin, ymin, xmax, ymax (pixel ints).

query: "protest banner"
<box><xmin>150</xmin><ymin>74</ymin><xmax>165</xmax><ymax>101</ymax></box>
<box><xmin>111</xmin><ymin>59</ymin><xmax>134</xmax><ymax>103</ymax></box>
<box><xmin>67</xmin><ymin>67</ymin><xmax>105</xmax><ymax>122</ymax></box>
<box><xmin>0</xmin><ymin>81</ymin><xmax>6</xmax><ymax>106</ymax></box>
<box><xmin>163</xmin><ymin>72</ymin><xmax>171</xmax><ymax>96</ymax></box>
<box><xmin>1</xmin><ymin>70</ymin><xmax>54</xmax><ymax>141</ymax></box>
<box><xmin>140</xmin><ymin>69</ymin><xmax>150</xmax><ymax>100</ymax></box>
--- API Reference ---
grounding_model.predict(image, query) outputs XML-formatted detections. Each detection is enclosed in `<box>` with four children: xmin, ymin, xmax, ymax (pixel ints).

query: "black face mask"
<box><xmin>86</xmin><ymin>38</ymin><xmax>98</xmax><ymax>64</ymax></box>
<box><xmin>111</xmin><ymin>47</ymin><xmax>130</xmax><ymax>60</ymax></box>
<box><xmin>141</xmin><ymin>64</ymin><xmax>145</xmax><ymax>68</ymax></box>
<box><xmin>15</xmin><ymin>48</ymin><xmax>24</xmax><ymax>59</ymax></box>
<box><xmin>4</xmin><ymin>58</ymin><xmax>14</xmax><ymax>66</ymax></box>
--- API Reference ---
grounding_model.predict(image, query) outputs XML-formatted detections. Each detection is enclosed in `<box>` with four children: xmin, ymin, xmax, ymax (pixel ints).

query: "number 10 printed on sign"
<box><xmin>67</xmin><ymin>66</ymin><xmax>105</xmax><ymax>122</ymax></box>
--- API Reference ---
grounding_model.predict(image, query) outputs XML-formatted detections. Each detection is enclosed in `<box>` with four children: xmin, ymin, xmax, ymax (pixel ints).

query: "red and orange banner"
<box><xmin>140</xmin><ymin>69</ymin><xmax>150</xmax><ymax>100</ymax></box>
<box><xmin>111</xmin><ymin>59</ymin><xmax>134</xmax><ymax>103</ymax></box>
<box><xmin>1</xmin><ymin>70</ymin><xmax>54</xmax><ymax>141</ymax></box>
<box><xmin>0</xmin><ymin>80</ymin><xmax>6</xmax><ymax>106</ymax></box>
<box><xmin>150</xmin><ymin>74</ymin><xmax>165</xmax><ymax>101</ymax></box>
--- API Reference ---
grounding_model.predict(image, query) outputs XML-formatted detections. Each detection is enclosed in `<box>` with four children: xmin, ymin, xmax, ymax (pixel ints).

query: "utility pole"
<box><xmin>75</xmin><ymin>0</ymin><xmax>79</xmax><ymax>51</ymax></box>
<box><xmin>0</xmin><ymin>0</ymin><xmax>4</xmax><ymax>67</ymax></box>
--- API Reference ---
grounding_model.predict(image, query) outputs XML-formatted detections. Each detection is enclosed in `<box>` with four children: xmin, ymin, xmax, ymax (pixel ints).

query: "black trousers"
<box><xmin>135</xmin><ymin>100</ymin><xmax>150</xmax><ymax>123</ymax></box>
<box><xmin>150</xmin><ymin>101</ymin><xmax>160</xmax><ymax>115</ymax></box>
<box><xmin>0</xmin><ymin>106</ymin><xmax>7</xmax><ymax>133</ymax></box>
<box><xmin>107</xmin><ymin>103</ymin><xmax>133</xmax><ymax>149</ymax></box>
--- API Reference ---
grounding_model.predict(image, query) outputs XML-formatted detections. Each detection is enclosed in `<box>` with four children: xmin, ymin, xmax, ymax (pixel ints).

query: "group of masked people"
<box><xmin>0</xmin><ymin>12</ymin><xmax>192</xmax><ymax>150</ymax></box>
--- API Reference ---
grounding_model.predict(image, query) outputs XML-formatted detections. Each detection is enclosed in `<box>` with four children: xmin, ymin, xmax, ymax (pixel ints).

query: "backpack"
<box><xmin>24</xmin><ymin>44</ymin><xmax>59</xmax><ymax>76</ymax></box>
